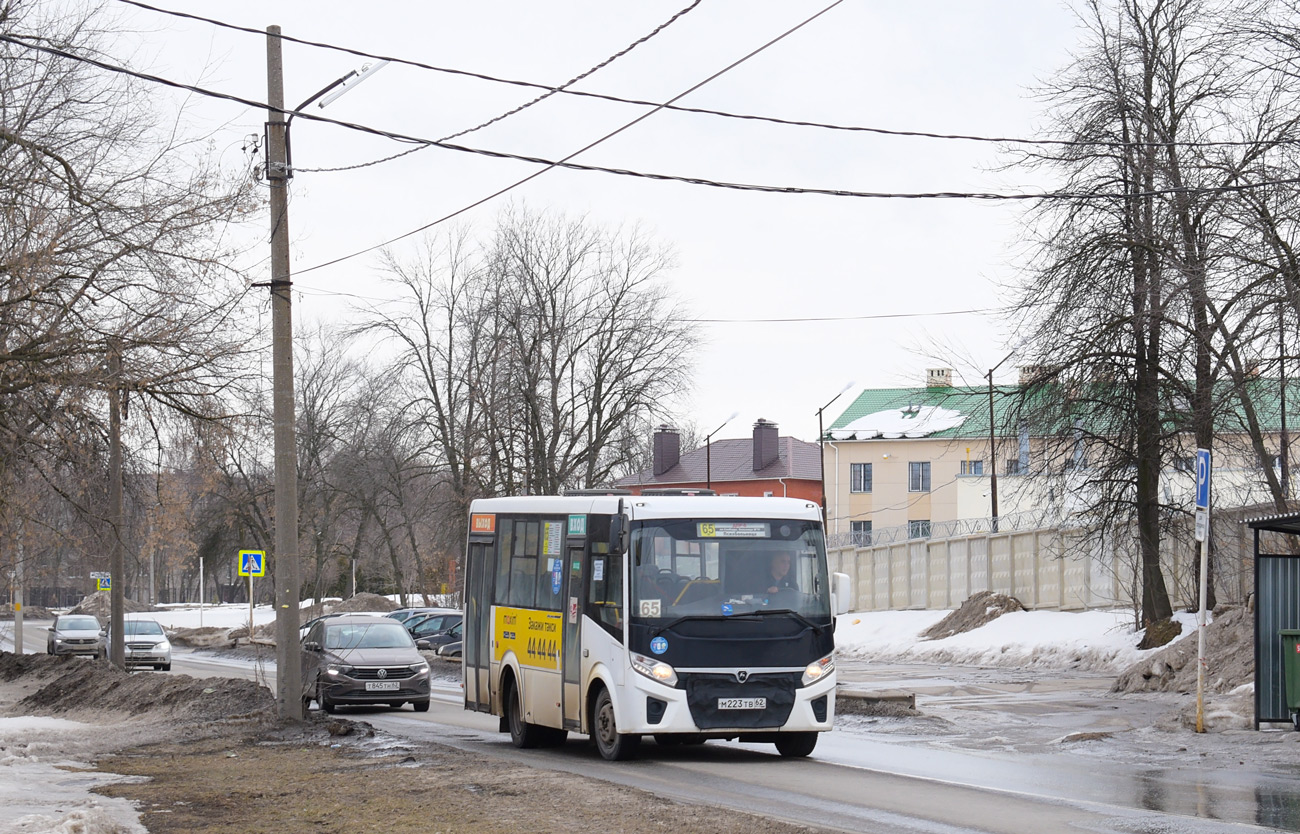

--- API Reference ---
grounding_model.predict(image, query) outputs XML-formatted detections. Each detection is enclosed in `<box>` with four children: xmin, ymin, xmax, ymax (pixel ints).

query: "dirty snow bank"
<box><xmin>835</xmin><ymin>608</ymin><xmax>1202</xmax><ymax>674</ymax></box>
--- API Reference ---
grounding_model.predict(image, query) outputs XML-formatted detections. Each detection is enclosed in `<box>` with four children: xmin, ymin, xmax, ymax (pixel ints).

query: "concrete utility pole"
<box><xmin>108</xmin><ymin>340</ymin><xmax>125</xmax><ymax>670</ymax></box>
<box><xmin>266</xmin><ymin>25</ymin><xmax>303</xmax><ymax>720</ymax></box>
<box><xmin>13</xmin><ymin>534</ymin><xmax>24</xmax><ymax>654</ymax></box>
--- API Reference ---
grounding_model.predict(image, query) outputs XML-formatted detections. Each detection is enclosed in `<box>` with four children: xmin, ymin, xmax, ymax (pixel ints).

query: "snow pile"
<box><xmin>70</xmin><ymin>591</ymin><xmax>154</xmax><ymax>622</ymax></box>
<box><xmin>331</xmin><ymin>592</ymin><xmax>398</xmax><ymax>613</ymax></box>
<box><xmin>1112</xmin><ymin>605</ymin><xmax>1251</xmax><ymax>694</ymax></box>
<box><xmin>0</xmin><ymin>604</ymin><xmax>54</xmax><ymax>620</ymax></box>
<box><xmin>836</xmin><ymin>606</ymin><xmax>1201</xmax><ymax>674</ymax></box>
<box><xmin>920</xmin><ymin>591</ymin><xmax>1024</xmax><ymax>641</ymax></box>
<box><xmin>829</xmin><ymin>406</ymin><xmax>967</xmax><ymax>439</ymax></box>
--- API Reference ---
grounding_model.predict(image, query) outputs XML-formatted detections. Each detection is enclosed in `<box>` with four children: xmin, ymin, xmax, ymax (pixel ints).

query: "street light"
<box><xmin>816</xmin><ymin>382</ymin><xmax>855</xmax><ymax>522</ymax></box>
<box><xmin>261</xmin><ymin>31</ymin><xmax>389</xmax><ymax>721</ymax></box>
<box><xmin>705</xmin><ymin>412</ymin><xmax>740</xmax><ymax>490</ymax></box>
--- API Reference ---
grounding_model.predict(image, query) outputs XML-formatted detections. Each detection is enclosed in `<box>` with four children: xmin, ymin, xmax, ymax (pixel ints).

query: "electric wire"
<box><xmin>9</xmin><ymin>20</ymin><xmax>1299</xmax><ymax>284</ymax></box>
<box><xmin>295</xmin><ymin>0</ymin><xmax>704</xmax><ymax>173</ymax></box>
<box><xmin>6</xmin><ymin>30</ymin><xmax>1296</xmax><ymax>213</ymax></box>
<box><xmin>110</xmin><ymin>0</ymin><xmax>1291</xmax><ymax>151</ymax></box>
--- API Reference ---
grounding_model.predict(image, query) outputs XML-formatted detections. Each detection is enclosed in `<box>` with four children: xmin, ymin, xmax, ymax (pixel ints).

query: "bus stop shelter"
<box><xmin>1246</xmin><ymin>512</ymin><xmax>1300</xmax><ymax>729</ymax></box>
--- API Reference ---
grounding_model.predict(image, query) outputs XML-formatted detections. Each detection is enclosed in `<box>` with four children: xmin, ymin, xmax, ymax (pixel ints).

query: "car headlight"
<box><xmin>326</xmin><ymin>665</ymin><xmax>342</xmax><ymax>676</ymax></box>
<box><xmin>415</xmin><ymin>663</ymin><xmax>430</xmax><ymax>675</ymax></box>
<box><xmin>801</xmin><ymin>654</ymin><xmax>834</xmax><ymax>687</ymax></box>
<box><xmin>154</xmin><ymin>641</ymin><xmax>170</xmax><ymax>652</ymax></box>
<box><xmin>54</xmin><ymin>638</ymin><xmax>65</xmax><ymax>643</ymax></box>
<box><xmin>631</xmin><ymin>653</ymin><xmax>677</xmax><ymax>687</ymax></box>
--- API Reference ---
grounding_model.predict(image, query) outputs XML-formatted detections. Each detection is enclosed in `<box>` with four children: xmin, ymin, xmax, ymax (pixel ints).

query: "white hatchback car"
<box><xmin>100</xmin><ymin>617</ymin><xmax>172</xmax><ymax>671</ymax></box>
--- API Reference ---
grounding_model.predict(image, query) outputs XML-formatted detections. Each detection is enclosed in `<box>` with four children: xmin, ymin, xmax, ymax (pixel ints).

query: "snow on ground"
<box><xmin>833</xmin><ymin>608</ymin><xmax>1204</xmax><ymax>673</ymax></box>
<box><xmin>0</xmin><ymin>715</ymin><xmax>148</xmax><ymax>834</ymax></box>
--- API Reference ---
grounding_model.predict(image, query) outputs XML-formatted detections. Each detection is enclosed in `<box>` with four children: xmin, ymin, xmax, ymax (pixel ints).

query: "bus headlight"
<box><xmin>801</xmin><ymin>654</ymin><xmax>834</xmax><ymax>686</ymax></box>
<box><xmin>631</xmin><ymin>653</ymin><xmax>678</xmax><ymax>687</ymax></box>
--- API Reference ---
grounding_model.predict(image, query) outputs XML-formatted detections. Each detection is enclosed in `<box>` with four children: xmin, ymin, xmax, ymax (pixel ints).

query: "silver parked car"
<box><xmin>301</xmin><ymin>614</ymin><xmax>431</xmax><ymax>713</ymax></box>
<box><xmin>99</xmin><ymin>617</ymin><xmax>172</xmax><ymax>671</ymax></box>
<box><xmin>46</xmin><ymin>614</ymin><xmax>103</xmax><ymax>657</ymax></box>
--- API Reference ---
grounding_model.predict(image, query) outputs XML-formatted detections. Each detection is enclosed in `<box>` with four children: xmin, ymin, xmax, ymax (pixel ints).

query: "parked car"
<box><xmin>99</xmin><ymin>617</ymin><xmax>172</xmax><ymax>671</ymax></box>
<box><xmin>406</xmin><ymin>612</ymin><xmax>462</xmax><ymax>644</ymax></box>
<box><xmin>301</xmin><ymin>614</ymin><xmax>432</xmax><ymax>713</ymax></box>
<box><xmin>46</xmin><ymin>614</ymin><xmax>103</xmax><ymax>657</ymax></box>
<box><xmin>388</xmin><ymin>607</ymin><xmax>457</xmax><ymax>626</ymax></box>
<box><xmin>435</xmin><ymin>623</ymin><xmax>462</xmax><ymax>660</ymax></box>
<box><xmin>299</xmin><ymin>611</ymin><xmax>392</xmax><ymax>641</ymax></box>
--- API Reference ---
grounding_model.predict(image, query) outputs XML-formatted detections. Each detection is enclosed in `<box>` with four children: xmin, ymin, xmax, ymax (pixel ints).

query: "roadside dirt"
<box><xmin>1</xmin><ymin>653</ymin><xmax>831</xmax><ymax>834</ymax></box>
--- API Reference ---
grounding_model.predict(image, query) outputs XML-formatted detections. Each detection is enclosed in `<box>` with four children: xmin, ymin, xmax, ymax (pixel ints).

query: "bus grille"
<box><xmin>680</xmin><ymin>672</ymin><xmax>797</xmax><ymax>729</ymax></box>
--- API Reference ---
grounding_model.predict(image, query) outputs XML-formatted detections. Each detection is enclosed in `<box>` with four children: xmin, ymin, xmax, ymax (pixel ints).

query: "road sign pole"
<box><xmin>1194</xmin><ymin>448</ymin><xmax>1211</xmax><ymax>734</ymax></box>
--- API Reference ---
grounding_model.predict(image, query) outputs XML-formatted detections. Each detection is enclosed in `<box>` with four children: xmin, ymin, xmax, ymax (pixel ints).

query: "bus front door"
<box><xmin>562</xmin><ymin>544</ymin><xmax>583</xmax><ymax>730</ymax></box>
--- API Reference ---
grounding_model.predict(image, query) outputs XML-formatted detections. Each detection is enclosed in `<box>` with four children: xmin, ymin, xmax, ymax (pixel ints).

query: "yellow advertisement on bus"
<box><xmin>494</xmin><ymin>606</ymin><xmax>562</xmax><ymax>671</ymax></box>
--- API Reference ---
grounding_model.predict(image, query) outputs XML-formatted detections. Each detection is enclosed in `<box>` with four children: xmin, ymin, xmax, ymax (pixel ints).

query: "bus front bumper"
<box><xmin>621</xmin><ymin>669</ymin><xmax>836</xmax><ymax>735</ymax></box>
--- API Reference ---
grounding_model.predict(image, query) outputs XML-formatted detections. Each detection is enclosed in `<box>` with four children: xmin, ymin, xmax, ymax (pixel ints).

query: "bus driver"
<box><xmin>763</xmin><ymin>550</ymin><xmax>797</xmax><ymax>594</ymax></box>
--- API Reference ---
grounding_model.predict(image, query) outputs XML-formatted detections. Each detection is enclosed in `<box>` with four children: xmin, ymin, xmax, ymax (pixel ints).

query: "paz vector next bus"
<box><xmin>461</xmin><ymin>493</ymin><xmax>851</xmax><ymax>761</ymax></box>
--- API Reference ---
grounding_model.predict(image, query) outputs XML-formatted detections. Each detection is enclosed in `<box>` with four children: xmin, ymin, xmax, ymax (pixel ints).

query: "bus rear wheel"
<box><xmin>507</xmin><ymin>680</ymin><xmax>543</xmax><ymax>748</ymax></box>
<box><xmin>593</xmin><ymin>688</ymin><xmax>640</xmax><ymax>761</ymax></box>
<box><xmin>774</xmin><ymin>732</ymin><xmax>817</xmax><ymax>758</ymax></box>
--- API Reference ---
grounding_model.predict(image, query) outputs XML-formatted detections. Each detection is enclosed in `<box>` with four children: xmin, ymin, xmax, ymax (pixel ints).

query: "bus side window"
<box><xmin>493</xmin><ymin>520</ymin><xmax>514</xmax><ymax>606</ymax></box>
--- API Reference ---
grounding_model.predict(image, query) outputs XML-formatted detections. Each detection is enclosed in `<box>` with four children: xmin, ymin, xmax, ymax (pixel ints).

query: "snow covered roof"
<box><xmin>828</xmin><ymin>405</ymin><xmax>968</xmax><ymax>440</ymax></box>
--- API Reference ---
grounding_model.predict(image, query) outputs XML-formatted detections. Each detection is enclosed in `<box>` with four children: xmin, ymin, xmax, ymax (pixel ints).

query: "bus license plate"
<box><xmin>365</xmin><ymin>681</ymin><xmax>400</xmax><ymax>691</ymax></box>
<box><xmin>717</xmin><ymin>697</ymin><xmax>766</xmax><ymax>710</ymax></box>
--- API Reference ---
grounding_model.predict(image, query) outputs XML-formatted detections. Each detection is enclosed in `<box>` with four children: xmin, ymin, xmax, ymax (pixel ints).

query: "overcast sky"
<box><xmin>111</xmin><ymin>0</ymin><xmax>1083</xmax><ymax>443</ymax></box>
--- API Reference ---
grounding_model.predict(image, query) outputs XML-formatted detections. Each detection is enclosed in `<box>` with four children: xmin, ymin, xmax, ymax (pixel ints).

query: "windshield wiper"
<box><xmin>652</xmin><ymin>610</ymin><xmax>825</xmax><ymax>637</ymax></box>
<box><xmin>746</xmin><ymin>608</ymin><xmax>825</xmax><ymax>633</ymax></box>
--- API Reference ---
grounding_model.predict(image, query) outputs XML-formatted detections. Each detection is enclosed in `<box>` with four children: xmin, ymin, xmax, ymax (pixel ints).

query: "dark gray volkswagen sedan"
<box><xmin>301</xmin><ymin>614</ymin><xmax>432</xmax><ymax>713</ymax></box>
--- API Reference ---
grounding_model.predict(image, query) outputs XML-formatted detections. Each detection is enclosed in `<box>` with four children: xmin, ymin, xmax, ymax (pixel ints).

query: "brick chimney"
<box><xmin>752</xmin><ymin>419</ymin><xmax>779</xmax><ymax>471</ymax></box>
<box><xmin>926</xmin><ymin>368</ymin><xmax>952</xmax><ymax>388</ymax></box>
<box><xmin>652</xmin><ymin>425</ymin><xmax>680</xmax><ymax>476</ymax></box>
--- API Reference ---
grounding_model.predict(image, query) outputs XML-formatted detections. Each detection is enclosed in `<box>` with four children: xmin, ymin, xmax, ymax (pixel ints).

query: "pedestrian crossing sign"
<box><xmin>96</xmin><ymin>576</ymin><xmax>111</xmax><ymax>592</ymax></box>
<box><xmin>238</xmin><ymin>549</ymin><xmax>266</xmax><ymax>577</ymax></box>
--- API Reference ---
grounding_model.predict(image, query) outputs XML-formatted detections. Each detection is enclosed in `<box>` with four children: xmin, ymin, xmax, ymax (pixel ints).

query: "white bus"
<box><xmin>461</xmin><ymin>493</ymin><xmax>850</xmax><ymax>760</ymax></box>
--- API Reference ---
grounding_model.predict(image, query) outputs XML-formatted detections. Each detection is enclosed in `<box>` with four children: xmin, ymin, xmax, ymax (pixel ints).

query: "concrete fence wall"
<box><xmin>827</xmin><ymin>522</ymin><xmax>1228</xmax><ymax>612</ymax></box>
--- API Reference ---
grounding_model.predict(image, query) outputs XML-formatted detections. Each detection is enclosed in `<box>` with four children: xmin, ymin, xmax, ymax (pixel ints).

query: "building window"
<box><xmin>1174</xmin><ymin>456</ymin><xmax>1195</xmax><ymax>472</ymax></box>
<box><xmin>960</xmin><ymin>460</ymin><xmax>984</xmax><ymax>476</ymax></box>
<box><xmin>1005</xmin><ymin>459</ymin><xmax>1023</xmax><ymax>476</ymax></box>
<box><xmin>850</xmin><ymin>521</ymin><xmax>872</xmax><ymax>547</ymax></box>
<box><xmin>850</xmin><ymin>462</ymin><xmax>873</xmax><ymax>493</ymax></box>
<box><xmin>908</xmin><ymin>461</ymin><xmax>931</xmax><ymax>492</ymax></box>
<box><xmin>908</xmin><ymin>519</ymin><xmax>931</xmax><ymax>539</ymax></box>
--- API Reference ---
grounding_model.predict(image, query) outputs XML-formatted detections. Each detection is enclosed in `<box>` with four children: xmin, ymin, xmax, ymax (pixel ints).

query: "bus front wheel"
<box><xmin>593</xmin><ymin>688</ymin><xmax>640</xmax><ymax>761</ymax></box>
<box><xmin>774</xmin><ymin>732</ymin><xmax>817</xmax><ymax>758</ymax></box>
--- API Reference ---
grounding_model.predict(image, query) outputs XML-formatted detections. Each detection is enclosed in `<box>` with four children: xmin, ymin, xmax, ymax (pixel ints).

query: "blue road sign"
<box><xmin>1195</xmin><ymin>449</ymin><xmax>1211</xmax><ymax>510</ymax></box>
<box><xmin>238</xmin><ymin>549</ymin><xmax>266</xmax><ymax>577</ymax></box>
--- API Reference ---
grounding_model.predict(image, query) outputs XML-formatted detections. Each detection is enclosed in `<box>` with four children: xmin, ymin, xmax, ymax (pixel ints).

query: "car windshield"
<box><xmin>123</xmin><ymin>620</ymin><xmax>164</xmax><ymax>637</ymax></box>
<box><xmin>324</xmin><ymin>622</ymin><xmax>413</xmax><ymax>650</ymax></box>
<box><xmin>629</xmin><ymin>518</ymin><xmax>831</xmax><ymax>620</ymax></box>
<box><xmin>59</xmin><ymin>616</ymin><xmax>99</xmax><ymax>631</ymax></box>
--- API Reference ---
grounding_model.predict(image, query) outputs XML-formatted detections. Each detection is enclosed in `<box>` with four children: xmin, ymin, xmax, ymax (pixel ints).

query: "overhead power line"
<box><xmin>296</xmin><ymin>0</ymin><xmax>704</xmax><ymax>174</ymax></box>
<box><xmin>110</xmin><ymin>0</ymin><xmax>1287</xmax><ymax>151</ymax></box>
<box><xmin>7</xmin><ymin>30</ymin><xmax>1297</xmax><ymax>212</ymax></box>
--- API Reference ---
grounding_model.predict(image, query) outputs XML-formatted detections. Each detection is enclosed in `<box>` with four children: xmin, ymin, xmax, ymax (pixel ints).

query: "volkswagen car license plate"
<box><xmin>365</xmin><ymin>681</ymin><xmax>400</xmax><ymax>691</ymax></box>
<box><xmin>717</xmin><ymin>697</ymin><xmax>766</xmax><ymax>710</ymax></box>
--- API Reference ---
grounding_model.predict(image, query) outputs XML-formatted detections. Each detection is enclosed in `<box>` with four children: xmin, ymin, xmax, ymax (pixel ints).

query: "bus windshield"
<box><xmin>629</xmin><ymin>518</ymin><xmax>830</xmax><ymax>620</ymax></box>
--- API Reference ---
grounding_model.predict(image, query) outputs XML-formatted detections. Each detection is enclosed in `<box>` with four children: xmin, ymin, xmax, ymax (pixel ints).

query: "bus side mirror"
<box><xmin>609</xmin><ymin>514</ymin><xmax>627</xmax><ymax>556</ymax></box>
<box><xmin>831</xmin><ymin>572</ymin><xmax>851</xmax><ymax>616</ymax></box>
